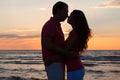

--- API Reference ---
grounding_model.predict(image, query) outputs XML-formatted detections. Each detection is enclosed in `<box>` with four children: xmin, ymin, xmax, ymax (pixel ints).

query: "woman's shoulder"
<box><xmin>67</xmin><ymin>30</ymin><xmax>79</xmax><ymax>42</ymax></box>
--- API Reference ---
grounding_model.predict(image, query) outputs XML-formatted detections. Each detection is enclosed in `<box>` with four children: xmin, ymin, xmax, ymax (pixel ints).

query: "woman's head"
<box><xmin>68</xmin><ymin>10</ymin><xmax>92</xmax><ymax>52</ymax></box>
<box><xmin>68</xmin><ymin>10</ymin><xmax>87</xmax><ymax>28</ymax></box>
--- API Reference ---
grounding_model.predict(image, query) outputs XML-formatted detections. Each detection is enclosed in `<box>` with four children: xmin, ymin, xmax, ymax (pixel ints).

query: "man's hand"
<box><xmin>44</xmin><ymin>55</ymin><xmax>61</xmax><ymax>66</ymax></box>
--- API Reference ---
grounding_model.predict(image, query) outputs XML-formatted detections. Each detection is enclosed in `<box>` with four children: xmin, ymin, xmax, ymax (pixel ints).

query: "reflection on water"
<box><xmin>0</xmin><ymin>50</ymin><xmax>120</xmax><ymax>80</ymax></box>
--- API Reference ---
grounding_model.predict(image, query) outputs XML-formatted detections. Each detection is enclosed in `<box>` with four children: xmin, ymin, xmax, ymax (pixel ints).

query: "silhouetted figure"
<box><xmin>41</xmin><ymin>1</ymin><xmax>69</xmax><ymax>80</ymax></box>
<box><xmin>65</xmin><ymin>10</ymin><xmax>92</xmax><ymax>80</ymax></box>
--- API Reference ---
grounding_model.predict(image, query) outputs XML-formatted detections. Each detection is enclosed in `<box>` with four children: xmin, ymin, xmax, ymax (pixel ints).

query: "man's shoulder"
<box><xmin>43</xmin><ymin>19</ymin><xmax>54</xmax><ymax>28</ymax></box>
<box><xmin>42</xmin><ymin>18</ymin><xmax>56</xmax><ymax>33</ymax></box>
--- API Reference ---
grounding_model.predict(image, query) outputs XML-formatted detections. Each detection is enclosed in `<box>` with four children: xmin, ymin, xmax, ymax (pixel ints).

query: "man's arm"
<box><xmin>43</xmin><ymin>36</ymin><xmax>77</xmax><ymax>65</ymax></box>
<box><xmin>42</xmin><ymin>36</ymin><xmax>68</xmax><ymax>55</ymax></box>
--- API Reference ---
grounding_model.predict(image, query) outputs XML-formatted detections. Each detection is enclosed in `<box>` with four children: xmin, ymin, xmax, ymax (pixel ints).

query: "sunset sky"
<box><xmin>0</xmin><ymin>0</ymin><xmax>120</xmax><ymax>50</ymax></box>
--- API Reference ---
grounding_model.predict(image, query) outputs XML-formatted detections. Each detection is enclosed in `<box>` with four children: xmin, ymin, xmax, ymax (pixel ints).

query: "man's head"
<box><xmin>52</xmin><ymin>1</ymin><xmax>68</xmax><ymax>22</ymax></box>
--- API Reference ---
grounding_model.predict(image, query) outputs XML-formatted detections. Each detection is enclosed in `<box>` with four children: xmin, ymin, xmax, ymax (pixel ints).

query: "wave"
<box><xmin>87</xmin><ymin>70</ymin><xmax>105</xmax><ymax>74</ymax></box>
<box><xmin>0</xmin><ymin>76</ymin><xmax>44</xmax><ymax>80</ymax></box>
<box><xmin>81</xmin><ymin>55</ymin><xmax>120</xmax><ymax>61</ymax></box>
<box><xmin>0</xmin><ymin>60</ymin><xmax>43</xmax><ymax>65</ymax></box>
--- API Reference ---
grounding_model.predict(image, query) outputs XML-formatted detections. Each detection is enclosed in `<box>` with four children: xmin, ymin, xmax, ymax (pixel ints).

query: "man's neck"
<box><xmin>53</xmin><ymin>15</ymin><xmax>61</xmax><ymax>23</ymax></box>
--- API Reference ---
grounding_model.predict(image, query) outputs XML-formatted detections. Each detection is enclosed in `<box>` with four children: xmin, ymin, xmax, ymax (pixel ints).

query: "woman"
<box><xmin>65</xmin><ymin>10</ymin><xmax>92</xmax><ymax>80</ymax></box>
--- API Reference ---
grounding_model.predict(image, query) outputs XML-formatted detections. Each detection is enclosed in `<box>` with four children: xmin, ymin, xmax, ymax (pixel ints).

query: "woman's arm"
<box><xmin>65</xmin><ymin>34</ymin><xmax>78</xmax><ymax>58</ymax></box>
<box><xmin>65</xmin><ymin>35</ymin><xmax>76</xmax><ymax>50</ymax></box>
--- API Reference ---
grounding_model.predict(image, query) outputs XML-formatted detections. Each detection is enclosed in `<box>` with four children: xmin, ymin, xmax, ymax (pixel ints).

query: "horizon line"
<box><xmin>0</xmin><ymin>49</ymin><xmax>119</xmax><ymax>51</ymax></box>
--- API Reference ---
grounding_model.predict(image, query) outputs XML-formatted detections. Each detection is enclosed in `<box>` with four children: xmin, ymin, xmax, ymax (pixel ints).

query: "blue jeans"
<box><xmin>45</xmin><ymin>62</ymin><xmax>65</xmax><ymax>80</ymax></box>
<box><xmin>67</xmin><ymin>69</ymin><xmax>85</xmax><ymax>80</ymax></box>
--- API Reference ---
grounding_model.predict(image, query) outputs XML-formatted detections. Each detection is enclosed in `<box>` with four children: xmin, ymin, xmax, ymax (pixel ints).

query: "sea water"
<box><xmin>0</xmin><ymin>50</ymin><xmax>120</xmax><ymax>80</ymax></box>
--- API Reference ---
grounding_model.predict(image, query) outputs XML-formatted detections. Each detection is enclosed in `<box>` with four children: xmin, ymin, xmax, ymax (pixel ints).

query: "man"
<box><xmin>41</xmin><ymin>1</ymin><xmax>68</xmax><ymax>80</ymax></box>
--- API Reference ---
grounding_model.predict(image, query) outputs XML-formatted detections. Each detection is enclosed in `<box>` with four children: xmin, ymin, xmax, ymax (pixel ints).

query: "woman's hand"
<box><xmin>65</xmin><ymin>51</ymin><xmax>78</xmax><ymax>59</ymax></box>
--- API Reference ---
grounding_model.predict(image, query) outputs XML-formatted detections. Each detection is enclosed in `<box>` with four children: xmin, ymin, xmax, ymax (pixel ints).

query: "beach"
<box><xmin>0</xmin><ymin>50</ymin><xmax>120</xmax><ymax>80</ymax></box>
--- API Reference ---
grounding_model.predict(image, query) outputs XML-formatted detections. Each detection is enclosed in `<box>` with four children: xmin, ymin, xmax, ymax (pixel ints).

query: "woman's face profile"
<box><xmin>67</xmin><ymin>13</ymin><xmax>73</xmax><ymax>25</ymax></box>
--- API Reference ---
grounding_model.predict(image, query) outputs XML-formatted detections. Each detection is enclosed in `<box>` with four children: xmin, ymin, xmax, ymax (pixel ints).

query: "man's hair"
<box><xmin>52</xmin><ymin>1</ymin><xmax>68</xmax><ymax>15</ymax></box>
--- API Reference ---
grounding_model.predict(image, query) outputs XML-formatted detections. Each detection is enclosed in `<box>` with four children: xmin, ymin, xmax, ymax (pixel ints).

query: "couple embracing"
<box><xmin>41</xmin><ymin>1</ymin><xmax>91</xmax><ymax>80</ymax></box>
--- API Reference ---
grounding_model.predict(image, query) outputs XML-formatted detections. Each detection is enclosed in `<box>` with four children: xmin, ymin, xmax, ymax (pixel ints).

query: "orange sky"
<box><xmin>88</xmin><ymin>37</ymin><xmax>120</xmax><ymax>50</ymax></box>
<box><xmin>0</xmin><ymin>38</ymin><xmax>40</xmax><ymax>50</ymax></box>
<box><xmin>0</xmin><ymin>36</ymin><xmax>120</xmax><ymax>50</ymax></box>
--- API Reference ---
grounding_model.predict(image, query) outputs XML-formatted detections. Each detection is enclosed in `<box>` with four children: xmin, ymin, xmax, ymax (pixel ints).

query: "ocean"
<box><xmin>0</xmin><ymin>50</ymin><xmax>120</xmax><ymax>80</ymax></box>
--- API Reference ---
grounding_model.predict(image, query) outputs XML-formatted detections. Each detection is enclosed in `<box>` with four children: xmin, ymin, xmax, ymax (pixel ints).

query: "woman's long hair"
<box><xmin>71</xmin><ymin>10</ymin><xmax>92</xmax><ymax>53</ymax></box>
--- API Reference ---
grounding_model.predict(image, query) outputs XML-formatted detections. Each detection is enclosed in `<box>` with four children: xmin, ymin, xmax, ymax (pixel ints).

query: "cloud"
<box><xmin>96</xmin><ymin>0</ymin><xmax>120</xmax><ymax>8</ymax></box>
<box><xmin>0</xmin><ymin>34</ymin><xmax>40</xmax><ymax>39</ymax></box>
